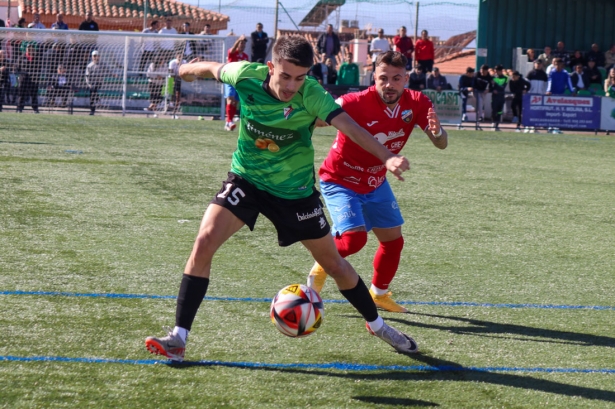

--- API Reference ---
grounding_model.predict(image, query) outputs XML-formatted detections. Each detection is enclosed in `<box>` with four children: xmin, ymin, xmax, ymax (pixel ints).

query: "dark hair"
<box><xmin>466</xmin><ymin>67</ymin><xmax>475</xmax><ymax>73</ymax></box>
<box><xmin>512</xmin><ymin>70</ymin><xmax>520</xmax><ymax>76</ymax></box>
<box><xmin>480</xmin><ymin>64</ymin><xmax>489</xmax><ymax>70</ymax></box>
<box><xmin>151</xmin><ymin>20</ymin><xmax>158</xmax><ymax>26</ymax></box>
<box><xmin>494</xmin><ymin>64</ymin><xmax>504</xmax><ymax>71</ymax></box>
<box><xmin>272</xmin><ymin>36</ymin><xmax>314</xmax><ymax>68</ymax></box>
<box><xmin>375</xmin><ymin>51</ymin><xmax>407</xmax><ymax>69</ymax></box>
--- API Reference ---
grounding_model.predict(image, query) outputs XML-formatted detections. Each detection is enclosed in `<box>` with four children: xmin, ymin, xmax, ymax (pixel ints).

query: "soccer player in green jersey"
<box><xmin>145</xmin><ymin>36</ymin><xmax>418</xmax><ymax>361</ymax></box>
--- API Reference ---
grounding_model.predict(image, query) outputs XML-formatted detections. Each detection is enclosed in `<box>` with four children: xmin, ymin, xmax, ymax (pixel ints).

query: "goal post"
<box><xmin>0</xmin><ymin>27</ymin><xmax>227</xmax><ymax>117</ymax></box>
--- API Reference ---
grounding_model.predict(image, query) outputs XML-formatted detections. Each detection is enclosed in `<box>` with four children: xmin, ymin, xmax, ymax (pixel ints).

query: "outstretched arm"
<box><xmin>330</xmin><ymin>112</ymin><xmax>410</xmax><ymax>181</ymax></box>
<box><xmin>179</xmin><ymin>60</ymin><xmax>225</xmax><ymax>82</ymax></box>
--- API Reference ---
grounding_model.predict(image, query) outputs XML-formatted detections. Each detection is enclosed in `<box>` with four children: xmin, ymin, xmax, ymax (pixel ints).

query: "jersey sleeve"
<box><xmin>219</xmin><ymin>61</ymin><xmax>252</xmax><ymax>86</ymax></box>
<box><xmin>303</xmin><ymin>79</ymin><xmax>344</xmax><ymax>123</ymax></box>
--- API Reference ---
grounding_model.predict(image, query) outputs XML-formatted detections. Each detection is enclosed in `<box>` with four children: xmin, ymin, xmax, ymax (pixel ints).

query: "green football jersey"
<box><xmin>220</xmin><ymin>62</ymin><xmax>342</xmax><ymax>199</ymax></box>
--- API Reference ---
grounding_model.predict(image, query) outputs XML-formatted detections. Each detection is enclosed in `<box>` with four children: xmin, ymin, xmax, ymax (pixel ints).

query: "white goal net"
<box><xmin>0</xmin><ymin>28</ymin><xmax>227</xmax><ymax>117</ymax></box>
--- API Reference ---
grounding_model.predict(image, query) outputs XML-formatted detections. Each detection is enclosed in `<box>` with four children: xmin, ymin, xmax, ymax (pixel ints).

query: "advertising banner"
<box><xmin>600</xmin><ymin>97</ymin><xmax>615</xmax><ymax>131</ymax></box>
<box><xmin>421</xmin><ymin>90</ymin><xmax>462</xmax><ymax>124</ymax></box>
<box><xmin>522</xmin><ymin>94</ymin><xmax>601</xmax><ymax>130</ymax></box>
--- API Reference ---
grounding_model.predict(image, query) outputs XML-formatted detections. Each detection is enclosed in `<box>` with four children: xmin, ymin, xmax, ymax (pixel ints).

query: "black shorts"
<box><xmin>173</xmin><ymin>77</ymin><xmax>182</xmax><ymax>94</ymax></box>
<box><xmin>211</xmin><ymin>172</ymin><xmax>331</xmax><ymax>247</ymax></box>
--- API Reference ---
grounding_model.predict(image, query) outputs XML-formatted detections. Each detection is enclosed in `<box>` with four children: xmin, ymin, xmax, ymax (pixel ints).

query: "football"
<box><xmin>270</xmin><ymin>284</ymin><xmax>324</xmax><ymax>337</ymax></box>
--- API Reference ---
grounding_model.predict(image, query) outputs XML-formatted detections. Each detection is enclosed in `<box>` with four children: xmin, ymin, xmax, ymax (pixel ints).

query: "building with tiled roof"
<box><xmin>15</xmin><ymin>0</ymin><xmax>228</xmax><ymax>32</ymax></box>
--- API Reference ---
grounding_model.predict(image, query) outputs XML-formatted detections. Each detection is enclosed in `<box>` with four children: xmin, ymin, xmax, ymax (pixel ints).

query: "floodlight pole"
<box><xmin>414</xmin><ymin>2</ymin><xmax>419</xmax><ymax>46</ymax></box>
<box><xmin>143</xmin><ymin>0</ymin><xmax>148</xmax><ymax>30</ymax></box>
<box><xmin>274</xmin><ymin>0</ymin><xmax>279</xmax><ymax>39</ymax></box>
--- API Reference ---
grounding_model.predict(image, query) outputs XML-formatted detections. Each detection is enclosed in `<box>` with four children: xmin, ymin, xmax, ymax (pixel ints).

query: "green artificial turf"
<box><xmin>1</xmin><ymin>113</ymin><xmax>614</xmax><ymax>408</ymax></box>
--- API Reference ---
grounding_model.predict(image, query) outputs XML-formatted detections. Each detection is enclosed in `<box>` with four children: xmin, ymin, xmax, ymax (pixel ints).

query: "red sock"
<box><xmin>372</xmin><ymin>236</ymin><xmax>404</xmax><ymax>290</ymax></box>
<box><xmin>226</xmin><ymin>103</ymin><xmax>236</xmax><ymax>123</ymax></box>
<box><xmin>334</xmin><ymin>231</ymin><xmax>368</xmax><ymax>258</ymax></box>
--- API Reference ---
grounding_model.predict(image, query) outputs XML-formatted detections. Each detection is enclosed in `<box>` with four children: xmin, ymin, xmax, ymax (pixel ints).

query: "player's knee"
<box><xmin>336</xmin><ymin>230</ymin><xmax>368</xmax><ymax>258</ymax></box>
<box><xmin>380</xmin><ymin>236</ymin><xmax>404</xmax><ymax>255</ymax></box>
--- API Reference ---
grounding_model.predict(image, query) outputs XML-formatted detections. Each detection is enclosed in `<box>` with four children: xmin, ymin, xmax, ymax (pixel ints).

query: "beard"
<box><xmin>379</xmin><ymin>88</ymin><xmax>403</xmax><ymax>105</ymax></box>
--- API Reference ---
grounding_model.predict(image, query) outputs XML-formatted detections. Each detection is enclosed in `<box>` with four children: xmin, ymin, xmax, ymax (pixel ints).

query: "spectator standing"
<box><xmin>604</xmin><ymin>68</ymin><xmax>615</xmax><ymax>97</ymax></box>
<box><xmin>325</xmin><ymin>57</ymin><xmax>337</xmax><ymax>85</ymax></box>
<box><xmin>196</xmin><ymin>24</ymin><xmax>213</xmax><ymax>60</ymax></box>
<box><xmin>392</xmin><ymin>26</ymin><xmax>414</xmax><ymax>70</ymax></box>
<box><xmin>316</xmin><ymin>24</ymin><xmax>341</xmax><ymax>70</ymax></box>
<box><xmin>458</xmin><ymin>67</ymin><xmax>474</xmax><ymax>121</ymax></box>
<box><xmin>408</xmin><ymin>65</ymin><xmax>426</xmax><ymax>91</ymax></box>
<box><xmin>16</xmin><ymin>44</ymin><xmax>40</xmax><ymax>113</ymax></box>
<box><xmin>86</xmin><ymin>50</ymin><xmax>112</xmax><ymax>115</ymax></box>
<box><xmin>508</xmin><ymin>71</ymin><xmax>530</xmax><ymax>129</ymax></box>
<box><xmin>336</xmin><ymin>52</ymin><xmax>359</xmax><ymax>86</ymax></box>
<box><xmin>250</xmin><ymin>23</ymin><xmax>269</xmax><ymax>63</ymax></box>
<box><xmin>527</xmin><ymin>60</ymin><xmax>548</xmax><ymax>94</ymax></box>
<box><xmin>489</xmin><ymin>64</ymin><xmax>508</xmax><ymax>131</ymax></box>
<box><xmin>526</xmin><ymin>48</ymin><xmax>537</xmax><ymax>63</ymax></box>
<box><xmin>158</xmin><ymin>18</ymin><xmax>178</xmax><ymax>62</ymax></box>
<box><xmin>0</xmin><ymin>50</ymin><xmax>10</xmax><ymax>112</ymax></box>
<box><xmin>538</xmin><ymin>46</ymin><xmax>554</xmax><ymax>68</ymax></box>
<box><xmin>180</xmin><ymin>22</ymin><xmax>196</xmax><ymax>61</ymax></box>
<box><xmin>370</xmin><ymin>28</ymin><xmax>390</xmax><ymax>81</ymax></box>
<box><xmin>224</xmin><ymin>35</ymin><xmax>249</xmax><ymax>131</ymax></box>
<box><xmin>16</xmin><ymin>18</ymin><xmax>27</xmax><ymax>28</ymax></box>
<box><xmin>551</xmin><ymin>41</ymin><xmax>570</xmax><ymax>67</ymax></box>
<box><xmin>604</xmin><ymin>45</ymin><xmax>615</xmax><ymax>71</ymax></box>
<box><xmin>586</xmin><ymin>44</ymin><xmax>605</xmax><ymax>68</ymax></box>
<box><xmin>585</xmin><ymin>59</ymin><xmax>602</xmax><ymax>85</ymax></box>
<box><xmin>27</xmin><ymin>13</ymin><xmax>46</xmax><ymax>29</ymax></box>
<box><xmin>140</xmin><ymin>20</ymin><xmax>160</xmax><ymax>75</ymax></box>
<box><xmin>570</xmin><ymin>63</ymin><xmax>590</xmax><ymax>91</ymax></box>
<box><xmin>47</xmin><ymin>64</ymin><xmax>72</xmax><ymax>107</ymax></box>
<box><xmin>568</xmin><ymin>50</ymin><xmax>586</xmax><ymax>70</ymax></box>
<box><xmin>169</xmin><ymin>52</ymin><xmax>187</xmax><ymax>119</ymax></box>
<box><xmin>426</xmin><ymin>67</ymin><xmax>450</xmax><ymax>91</ymax></box>
<box><xmin>51</xmin><ymin>13</ymin><xmax>68</xmax><ymax>30</ymax></box>
<box><xmin>414</xmin><ymin>30</ymin><xmax>435</xmax><ymax>73</ymax></box>
<box><xmin>472</xmin><ymin>64</ymin><xmax>491</xmax><ymax>121</ymax></box>
<box><xmin>546</xmin><ymin>58</ymin><xmax>574</xmax><ymax>95</ymax></box>
<box><xmin>145</xmin><ymin>56</ymin><xmax>167</xmax><ymax>112</ymax></box>
<box><xmin>79</xmin><ymin>12</ymin><xmax>99</xmax><ymax>31</ymax></box>
<box><xmin>0</xmin><ymin>18</ymin><xmax>5</xmax><ymax>28</ymax></box>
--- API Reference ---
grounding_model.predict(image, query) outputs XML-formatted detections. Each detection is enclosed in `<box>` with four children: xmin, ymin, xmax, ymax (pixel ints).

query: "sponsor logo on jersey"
<box><xmin>367</xmin><ymin>120</ymin><xmax>379</xmax><ymax>127</ymax></box>
<box><xmin>244</xmin><ymin>120</ymin><xmax>299</xmax><ymax>143</ymax></box>
<box><xmin>319</xmin><ymin>217</ymin><xmax>327</xmax><ymax>229</ymax></box>
<box><xmin>297</xmin><ymin>206</ymin><xmax>324</xmax><ymax>221</ymax></box>
<box><xmin>343</xmin><ymin>161</ymin><xmax>364</xmax><ymax>172</ymax></box>
<box><xmin>401</xmin><ymin>109</ymin><xmax>413</xmax><ymax>123</ymax></box>
<box><xmin>374</xmin><ymin>128</ymin><xmax>405</xmax><ymax>144</ymax></box>
<box><xmin>283</xmin><ymin>106</ymin><xmax>294</xmax><ymax>119</ymax></box>
<box><xmin>390</xmin><ymin>141</ymin><xmax>405</xmax><ymax>150</ymax></box>
<box><xmin>343</xmin><ymin>176</ymin><xmax>361</xmax><ymax>184</ymax></box>
<box><xmin>367</xmin><ymin>175</ymin><xmax>386</xmax><ymax>188</ymax></box>
<box><xmin>392</xmin><ymin>201</ymin><xmax>399</xmax><ymax>210</ymax></box>
<box><xmin>366</xmin><ymin>165</ymin><xmax>385</xmax><ymax>174</ymax></box>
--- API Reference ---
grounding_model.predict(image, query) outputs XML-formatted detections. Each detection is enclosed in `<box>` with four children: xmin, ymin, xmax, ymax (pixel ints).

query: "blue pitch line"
<box><xmin>2</xmin><ymin>290</ymin><xmax>615</xmax><ymax>311</ymax></box>
<box><xmin>1</xmin><ymin>355</ymin><xmax>615</xmax><ymax>374</ymax></box>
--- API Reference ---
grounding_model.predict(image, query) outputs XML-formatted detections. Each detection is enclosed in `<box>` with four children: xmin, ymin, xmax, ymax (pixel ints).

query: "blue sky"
<box><xmin>184</xmin><ymin>0</ymin><xmax>479</xmax><ymax>41</ymax></box>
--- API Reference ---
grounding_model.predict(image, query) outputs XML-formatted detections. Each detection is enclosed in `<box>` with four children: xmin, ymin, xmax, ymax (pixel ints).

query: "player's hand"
<box><xmin>427</xmin><ymin>107</ymin><xmax>442</xmax><ymax>136</ymax></box>
<box><xmin>385</xmin><ymin>155</ymin><xmax>410</xmax><ymax>181</ymax></box>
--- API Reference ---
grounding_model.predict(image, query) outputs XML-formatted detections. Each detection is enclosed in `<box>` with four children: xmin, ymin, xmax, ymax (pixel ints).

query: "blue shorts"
<box><xmin>224</xmin><ymin>84</ymin><xmax>238</xmax><ymax>99</ymax></box>
<box><xmin>320</xmin><ymin>180</ymin><xmax>404</xmax><ymax>235</ymax></box>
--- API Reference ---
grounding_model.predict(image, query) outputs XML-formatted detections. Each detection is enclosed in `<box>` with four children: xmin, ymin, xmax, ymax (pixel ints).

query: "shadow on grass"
<box><xmin>351</xmin><ymin>396</ymin><xmax>439</xmax><ymax>407</ymax></box>
<box><xmin>385</xmin><ymin>312</ymin><xmax>615</xmax><ymax>348</ymax></box>
<box><xmin>172</xmin><ymin>353</ymin><xmax>615</xmax><ymax>403</ymax></box>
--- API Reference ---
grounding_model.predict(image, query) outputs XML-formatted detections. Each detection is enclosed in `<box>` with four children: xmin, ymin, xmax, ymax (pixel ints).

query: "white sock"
<box><xmin>370</xmin><ymin>284</ymin><xmax>388</xmax><ymax>296</ymax></box>
<box><xmin>172</xmin><ymin>326</ymin><xmax>189</xmax><ymax>343</ymax></box>
<box><xmin>367</xmin><ymin>316</ymin><xmax>384</xmax><ymax>332</ymax></box>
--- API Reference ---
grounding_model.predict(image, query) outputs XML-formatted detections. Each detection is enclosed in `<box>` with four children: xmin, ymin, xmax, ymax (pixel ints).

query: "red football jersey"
<box><xmin>319</xmin><ymin>86</ymin><xmax>433</xmax><ymax>194</ymax></box>
<box><xmin>227</xmin><ymin>49</ymin><xmax>249</xmax><ymax>63</ymax></box>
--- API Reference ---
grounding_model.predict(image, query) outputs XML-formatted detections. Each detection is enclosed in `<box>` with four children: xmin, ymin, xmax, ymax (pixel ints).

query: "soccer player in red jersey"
<box><xmin>224</xmin><ymin>35</ymin><xmax>250</xmax><ymax>130</ymax></box>
<box><xmin>308</xmin><ymin>51</ymin><xmax>448</xmax><ymax>312</ymax></box>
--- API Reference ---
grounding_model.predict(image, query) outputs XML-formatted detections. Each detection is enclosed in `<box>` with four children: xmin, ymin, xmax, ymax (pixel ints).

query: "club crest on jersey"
<box><xmin>283</xmin><ymin>105</ymin><xmax>294</xmax><ymax>120</ymax></box>
<box><xmin>401</xmin><ymin>109</ymin><xmax>413</xmax><ymax>123</ymax></box>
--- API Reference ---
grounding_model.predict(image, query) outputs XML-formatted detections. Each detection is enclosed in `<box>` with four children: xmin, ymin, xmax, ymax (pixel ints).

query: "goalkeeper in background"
<box><xmin>145</xmin><ymin>36</ymin><xmax>420</xmax><ymax>362</ymax></box>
